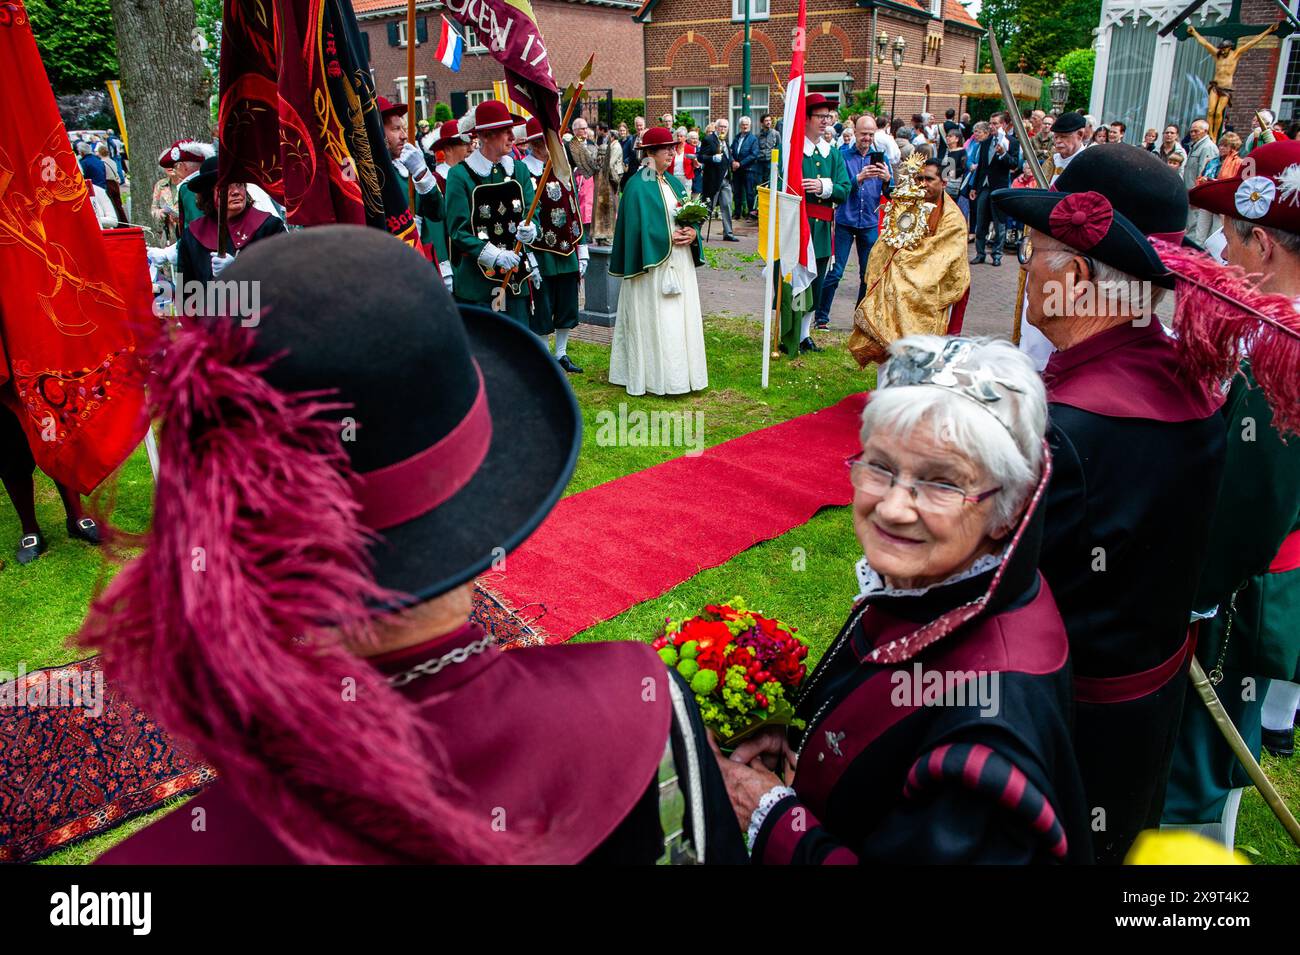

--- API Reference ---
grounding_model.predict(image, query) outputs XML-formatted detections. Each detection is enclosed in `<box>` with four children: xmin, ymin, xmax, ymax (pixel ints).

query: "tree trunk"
<box><xmin>107</xmin><ymin>0</ymin><xmax>211</xmax><ymax>236</ymax></box>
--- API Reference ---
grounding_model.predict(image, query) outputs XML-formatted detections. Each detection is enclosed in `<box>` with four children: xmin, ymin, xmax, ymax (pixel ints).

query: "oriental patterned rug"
<box><xmin>0</xmin><ymin>584</ymin><xmax>538</xmax><ymax>863</ymax></box>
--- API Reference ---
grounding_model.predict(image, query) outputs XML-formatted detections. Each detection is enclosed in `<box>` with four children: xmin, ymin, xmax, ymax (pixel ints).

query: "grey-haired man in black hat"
<box><xmin>1048</xmin><ymin>112</ymin><xmax>1088</xmax><ymax>185</ymax></box>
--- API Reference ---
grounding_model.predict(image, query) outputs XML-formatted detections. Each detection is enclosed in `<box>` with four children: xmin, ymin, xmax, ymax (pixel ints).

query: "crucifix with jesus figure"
<box><xmin>1164</xmin><ymin>0</ymin><xmax>1297</xmax><ymax>142</ymax></box>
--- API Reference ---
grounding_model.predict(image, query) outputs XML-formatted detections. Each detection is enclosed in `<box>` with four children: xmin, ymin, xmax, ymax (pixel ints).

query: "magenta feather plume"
<box><xmin>79</xmin><ymin>319</ymin><xmax>517</xmax><ymax>864</ymax></box>
<box><xmin>1152</xmin><ymin>238</ymin><xmax>1300</xmax><ymax>437</ymax></box>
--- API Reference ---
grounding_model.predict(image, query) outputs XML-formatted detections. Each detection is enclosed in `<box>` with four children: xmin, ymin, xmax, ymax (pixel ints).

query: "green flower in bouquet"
<box><xmin>652</xmin><ymin>598</ymin><xmax>811</xmax><ymax>748</ymax></box>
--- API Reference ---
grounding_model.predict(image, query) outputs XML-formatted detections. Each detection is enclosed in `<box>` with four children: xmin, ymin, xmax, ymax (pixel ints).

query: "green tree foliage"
<box><xmin>968</xmin><ymin>0</ymin><xmax>1100</xmax><ymax>75</ymax></box>
<box><xmin>611</xmin><ymin>98</ymin><xmax>647</xmax><ymax>131</ymax></box>
<box><xmin>1011</xmin><ymin>0</ymin><xmax>1100</xmax><ymax>74</ymax></box>
<box><xmin>193</xmin><ymin>0</ymin><xmax>223</xmax><ymax>75</ymax></box>
<box><xmin>433</xmin><ymin>102</ymin><xmax>454</xmax><ymax>123</ymax></box>
<box><xmin>1055</xmin><ymin>48</ymin><xmax>1095</xmax><ymax>113</ymax></box>
<box><xmin>28</xmin><ymin>0</ymin><xmax>119</xmax><ymax>94</ymax></box>
<box><xmin>844</xmin><ymin>85</ymin><xmax>883</xmax><ymax>118</ymax></box>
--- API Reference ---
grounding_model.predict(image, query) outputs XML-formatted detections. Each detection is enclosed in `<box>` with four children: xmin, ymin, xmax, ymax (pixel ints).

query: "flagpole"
<box><xmin>406</xmin><ymin>0</ymin><xmax>418</xmax><ymax>214</ymax></box>
<box><xmin>761</xmin><ymin>148</ymin><xmax>779</xmax><ymax>389</ymax></box>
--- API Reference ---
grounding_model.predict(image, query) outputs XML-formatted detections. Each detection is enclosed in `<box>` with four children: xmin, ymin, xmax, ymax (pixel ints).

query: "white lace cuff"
<box><xmin>818</xmin><ymin>177</ymin><xmax>833</xmax><ymax>198</ymax></box>
<box><xmin>747</xmin><ymin>785</ymin><xmax>797</xmax><ymax>851</ymax></box>
<box><xmin>478</xmin><ymin>242</ymin><xmax>503</xmax><ymax>268</ymax></box>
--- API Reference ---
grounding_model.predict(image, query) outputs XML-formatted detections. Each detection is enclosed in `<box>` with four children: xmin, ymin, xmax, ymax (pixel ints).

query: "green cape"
<box><xmin>609</xmin><ymin>168</ymin><xmax>703</xmax><ymax>278</ymax></box>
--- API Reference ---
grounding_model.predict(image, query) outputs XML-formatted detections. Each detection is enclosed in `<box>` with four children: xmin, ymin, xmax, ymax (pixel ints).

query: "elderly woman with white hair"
<box><xmin>713</xmin><ymin>335</ymin><xmax>1091</xmax><ymax>864</ymax></box>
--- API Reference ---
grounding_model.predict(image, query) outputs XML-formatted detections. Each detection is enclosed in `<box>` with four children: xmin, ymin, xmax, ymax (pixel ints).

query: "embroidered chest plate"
<box><xmin>469</xmin><ymin>178</ymin><xmax>525</xmax><ymax>278</ymax></box>
<box><xmin>529</xmin><ymin>167</ymin><xmax>582</xmax><ymax>256</ymax></box>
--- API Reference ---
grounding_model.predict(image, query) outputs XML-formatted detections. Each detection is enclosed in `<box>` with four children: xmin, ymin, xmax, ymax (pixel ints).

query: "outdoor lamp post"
<box><xmin>1050</xmin><ymin>71</ymin><xmax>1070</xmax><ymax>117</ymax></box>
<box><xmin>890</xmin><ymin>35</ymin><xmax>905</xmax><ymax>121</ymax></box>
<box><xmin>873</xmin><ymin>30</ymin><xmax>887</xmax><ymax>94</ymax></box>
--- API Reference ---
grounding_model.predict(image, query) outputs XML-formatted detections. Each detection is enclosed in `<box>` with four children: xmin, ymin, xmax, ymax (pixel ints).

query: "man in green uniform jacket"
<box><xmin>1163</xmin><ymin>140</ymin><xmax>1300</xmax><ymax>845</ymax></box>
<box><xmin>776</xmin><ymin>93</ymin><xmax>850</xmax><ymax>355</ymax></box>
<box><xmin>377</xmin><ymin>97</ymin><xmax>447</xmax><ymax>288</ymax></box>
<box><xmin>444</xmin><ymin>100</ymin><xmax>541</xmax><ymax>326</ymax></box>
<box><xmin>521</xmin><ymin>118</ymin><xmax>588</xmax><ymax>373</ymax></box>
<box><xmin>427</xmin><ymin>120</ymin><xmax>474</xmax><ymax>293</ymax></box>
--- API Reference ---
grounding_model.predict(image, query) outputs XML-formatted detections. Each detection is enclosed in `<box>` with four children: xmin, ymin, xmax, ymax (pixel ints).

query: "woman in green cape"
<box><xmin>608</xmin><ymin>127</ymin><xmax>708</xmax><ymax>396</ymax></box>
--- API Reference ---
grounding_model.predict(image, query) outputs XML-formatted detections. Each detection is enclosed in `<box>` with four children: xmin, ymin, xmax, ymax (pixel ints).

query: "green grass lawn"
<box><xmin>4</xmin><ymin>314</ymin><xmax>1298</xmax><ymax>865</ymax></box>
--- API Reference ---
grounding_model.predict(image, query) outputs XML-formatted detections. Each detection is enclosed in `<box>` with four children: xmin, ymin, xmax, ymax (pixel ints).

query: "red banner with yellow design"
<box><xmin>218</xmin><ymin>0</ymin><xmax>418</xmax><ymax>244</ymax></box>
<box><xmin>0</xmin><ymin>0</ymin><xmax>152</xmax><ymax>494</ymax></box>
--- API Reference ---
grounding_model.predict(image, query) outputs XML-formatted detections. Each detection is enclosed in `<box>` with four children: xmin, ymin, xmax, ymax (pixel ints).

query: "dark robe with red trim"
<box><xmin>753</xmin><ymin>464</ymin><xmax>1092</xmax><ymax>865</ymax></box>
<box><xmin>1038</xmin><ymin>320</ymin><xmax>1226</xmax><ymax>864</ymax></box>
<box><xmin>176</xmin><ymin>206</ymin><xmax>285</xmax><ymax>288</ymax></box>
<box><xmin>97</xmin><ymin>626</ymin><xmax>746</xmax><ymax>865</ymax></box>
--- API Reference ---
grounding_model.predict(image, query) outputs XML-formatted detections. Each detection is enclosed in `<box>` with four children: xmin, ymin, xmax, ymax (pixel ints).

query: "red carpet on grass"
<box><xmin>491</xmin><ymin>393</ymin><xmax>868</xmax><ymax>643</ymax></box>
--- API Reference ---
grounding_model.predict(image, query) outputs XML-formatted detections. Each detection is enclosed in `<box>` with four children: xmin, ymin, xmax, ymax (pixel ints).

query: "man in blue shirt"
<box><xmin>815</xmin><ymin>115</ymin><xmax>890</xmax><ymax>330</ymax></box>
<box><xmin>78</xmin><ymin>141</ymin><xmax>107</xmax><ymax>189</ymax></box>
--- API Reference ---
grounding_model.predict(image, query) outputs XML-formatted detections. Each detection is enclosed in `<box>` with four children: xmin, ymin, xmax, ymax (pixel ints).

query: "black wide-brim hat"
<box><xmin>993</xmin><ymin>143</ymin><xmax>1191</xmax><ymax>289</ymax></box>
<box><xmin>223</xmin><ymin>225</ymin><xmax>581</xmax><ymax>604</ymax></box>
<box><xmin>189</xmin><ymin>154</ymin><xmax>220</xmax><ymax>198</ymax></box>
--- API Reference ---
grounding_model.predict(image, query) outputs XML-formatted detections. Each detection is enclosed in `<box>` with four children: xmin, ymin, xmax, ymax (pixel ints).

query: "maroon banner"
<box><xmin>218</xmin><ymin>0</ymin><xmax>418</xmax><ymax>245</ymax></box>
<box><xmin>0</xmin><ymin>1</ymin><xmax>152</xmax><ymax>494</ymax></box>
<box><xmin>442</xmin><ymin>0</ymin><xmax>562</xmax><ymax>132</ymax></box>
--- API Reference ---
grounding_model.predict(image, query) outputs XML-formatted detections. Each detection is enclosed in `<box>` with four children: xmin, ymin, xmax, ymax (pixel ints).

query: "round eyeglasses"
<box><xmin>1017</xmin><ymin>232</ymin><xmax>1033</xmax><ymax>266</ymax></box>
<box><xmin>845</xmin><ymin>456</ymin><xmax>1001</xmax><ymax>513</ymax></box>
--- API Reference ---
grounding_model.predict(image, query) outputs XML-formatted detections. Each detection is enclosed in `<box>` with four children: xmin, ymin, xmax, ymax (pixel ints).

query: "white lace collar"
<box><xmin>465</xmin><ymin>149</ymin><xmax>513</xmax><ymax>178</ymax></box>
<box><xmin>522</xmin><ymin>154</ymin><xmax>545</xmax><ymax>177</ymax></box>
<box><xmin>803</xmin><ymin>137</ymin><xmax>832</xmax><ymax>158</ymax></box>
<box><xmin>854</xmin><ymin>549</ymin><xmax>1006</xmax><ymax>601</ymax></box>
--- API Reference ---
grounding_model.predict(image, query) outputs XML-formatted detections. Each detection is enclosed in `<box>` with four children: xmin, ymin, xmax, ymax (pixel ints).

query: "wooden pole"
<box><xmin>760</xmin><ymin>150</ymin><xmax>779</xmax><ymax>388</ymax></box>
<box><xmin>406</xmin><ymin>0</ymin><xmax>417</xmax><ymax>214</ymax></box>
<box><xmin>498</xmin><ymin>56</ymin><xmax>595</xmax><ymax>290</ymax></box>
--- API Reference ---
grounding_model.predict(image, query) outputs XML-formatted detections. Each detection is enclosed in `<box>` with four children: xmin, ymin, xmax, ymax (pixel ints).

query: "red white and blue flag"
<box><xmin>778</xmin><ymin>0</ymin><xmax>816</xmax><ymax>297</ymax></box>
<box><xmin>436</xmin><ymin>16</ymin><xmax>463</xmax><ymax>72</ymax></box>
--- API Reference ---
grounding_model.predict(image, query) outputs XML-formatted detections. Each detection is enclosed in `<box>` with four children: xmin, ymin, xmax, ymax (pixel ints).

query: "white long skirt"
<box><xmin>609</xmin><ymin>241</ymin><xmax>709</xmax><ymax>396</ymax></box>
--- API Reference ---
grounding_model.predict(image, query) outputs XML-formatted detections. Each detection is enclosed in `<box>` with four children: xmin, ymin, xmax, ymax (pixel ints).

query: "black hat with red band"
<box><xmin>228</xmin><ymin>225</ymin><xmax>580</xmax><ymax>603</ymax></box>
<box><xmin>992</xmin><ymin>143</ymin><xmax>1191</xmax><ymax>288</ymax></box>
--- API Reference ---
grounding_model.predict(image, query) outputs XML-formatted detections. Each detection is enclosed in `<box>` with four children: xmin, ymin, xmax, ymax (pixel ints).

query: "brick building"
<box><xmin>1089</xmin><ymin>0</ymin><xmax>1299</xmax><ymax>141</ymax></box>
<box><xmin>632</xmin><ymin>0</ymin><xmax>982</xmax><ymax>130</ymax></box>
<box><xmin>353</xmin><ymin>0</ymin><xmax>646</xmax><ymax>121</ymax></box>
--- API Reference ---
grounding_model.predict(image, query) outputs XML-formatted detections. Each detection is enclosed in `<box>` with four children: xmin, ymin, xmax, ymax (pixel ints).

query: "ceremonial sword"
<box><xmin>986</xmin><ymin>28</ymin><xmax>1045</xmax><ymax>346</ymax></box>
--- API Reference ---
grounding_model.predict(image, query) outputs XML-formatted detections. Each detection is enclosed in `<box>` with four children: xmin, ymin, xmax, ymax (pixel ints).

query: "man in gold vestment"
<box><xmin>849</xmin><ymin>156</ymin><xmax>971</xmax><ymax>367</ymax></box>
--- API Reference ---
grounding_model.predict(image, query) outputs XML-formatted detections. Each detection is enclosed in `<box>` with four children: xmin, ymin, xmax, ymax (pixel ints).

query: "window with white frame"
<box><xmin>467</xmin><ymin>89</ymin><xmax>494</xmax><ymax>109</ymax></box>
<box><xmin>674</xmin><ymin>87</ymin><xmax>711</xmax><ymax>129</ymax></box>
<box><xmin>930</xmin><ymin>0</ymin><xmax>943</xmax><ymax>17</ymax></box>
<box><xmin>394</xmin><ymin>77</ymin><xmax>429</xmax><ymax>122</ymax></box>
<box><xmin>461</xmin><ymin>24</ymin><xmax>488</xmax><ymax>53</ymax></box>
<box><xmin>1280</xmin><ymin>4</ymin><xmax>1300</xmax><ymax>122</ymax></box>
<box><xmin>397</xmin><ymin>21</ymin><xmax>414</xmax><ymax>47</ymax></box>
<box><xmin>730</xmin><ymin>85</ymin><xmax>769</xmax><ymax>130</ymax></box>
<box><xmin>731</xmin><ymin>0</ymin><xmax>769</xmax><ymax>21</ymax></box>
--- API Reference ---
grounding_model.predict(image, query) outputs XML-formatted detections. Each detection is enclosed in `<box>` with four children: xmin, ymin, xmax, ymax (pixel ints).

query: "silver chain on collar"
<box><xmin>386</xmin><ymin>633</ymin><xmax>497</xmax><ymax>688</ymax></box>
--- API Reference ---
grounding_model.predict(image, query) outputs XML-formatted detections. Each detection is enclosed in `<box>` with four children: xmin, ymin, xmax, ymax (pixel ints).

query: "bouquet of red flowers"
<box><xmin>652</xmin><ymin>598</ymin><xmax>809</xmax><ymax>746</ymax></box>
